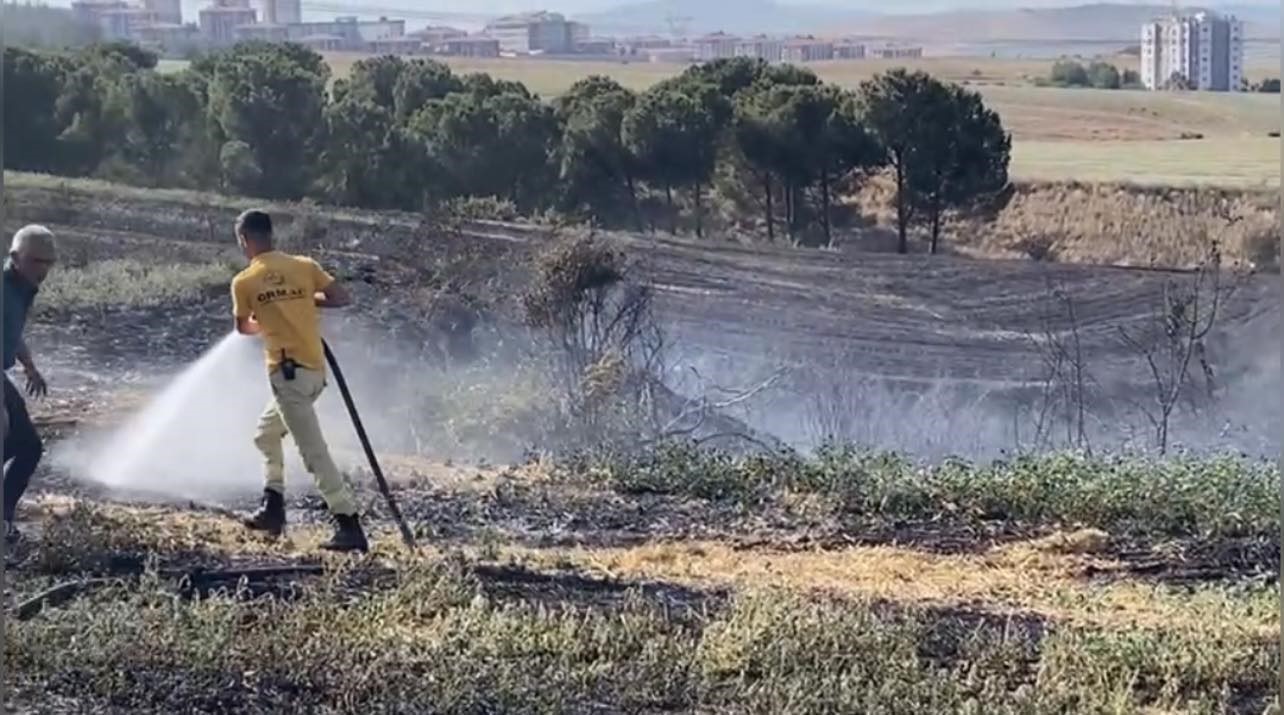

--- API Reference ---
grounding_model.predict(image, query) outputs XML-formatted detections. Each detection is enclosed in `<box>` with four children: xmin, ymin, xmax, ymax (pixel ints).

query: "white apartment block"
<box><xmin>694</xmin><ymin>32</ymin><xmax>739</xmax><ymax>61</ymax></box>
<box><xmin>255</xmin><ymin>0</ymin><xmax>300</xmax><ymax>25</ymax></box>
<box><xmin>735</xmin><ymin>36</ymin><xmax>783</xmax><ymax>63</ymax></box>
<box><xmin>484</xmin><ymin>11</ymin><xmax>574</xmax><ymax>54</ymax></box>
<box><xmin>1140</xmin><ymin>11</ymin><xmax>1243</xmax><ymax>91</ymax></box>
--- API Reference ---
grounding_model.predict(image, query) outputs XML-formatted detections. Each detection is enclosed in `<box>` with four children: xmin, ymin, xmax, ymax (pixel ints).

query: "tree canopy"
<box><xmin>4</xmin><ymin>42</ymin><xmax>1012</xmax><ymax>253</ymax></box>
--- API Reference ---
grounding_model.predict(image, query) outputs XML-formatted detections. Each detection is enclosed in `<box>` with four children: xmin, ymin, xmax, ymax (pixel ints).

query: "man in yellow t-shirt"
<box><xmin>230</xmin><ymin>209</ymin><xmax>368</xmax><ymax>553</ymax></box>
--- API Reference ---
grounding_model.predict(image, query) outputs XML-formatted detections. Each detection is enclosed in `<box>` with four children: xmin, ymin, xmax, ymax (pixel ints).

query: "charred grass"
<box><xmin>6</xmin><ymin>518</ymin><xmax>1277</xmax><ymax>714</ymax></box>
<box><xmin>5</xmin><ymin>445</ymin><xmax>1279</xmax><ymax>714</ymax></box>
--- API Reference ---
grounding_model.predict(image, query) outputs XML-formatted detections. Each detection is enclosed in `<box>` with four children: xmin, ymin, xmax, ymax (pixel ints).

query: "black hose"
<box><xmin>322</xmin><ymin>340</ymin><xmax>417</xmax><ymax>549</ymax></box>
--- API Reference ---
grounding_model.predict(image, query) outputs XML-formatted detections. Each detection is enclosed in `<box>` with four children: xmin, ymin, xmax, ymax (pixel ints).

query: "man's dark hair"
<box><xmin>236</xmin><ymin>209</ymin><xmax>273</xmax><ymax>244</ymax></box>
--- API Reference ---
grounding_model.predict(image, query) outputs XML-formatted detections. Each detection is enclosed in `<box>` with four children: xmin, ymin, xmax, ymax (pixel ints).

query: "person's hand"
<box><xmin>25</xmin><ymin>367</ymin><xmax>47</xmax><ymax>398</ymax></box>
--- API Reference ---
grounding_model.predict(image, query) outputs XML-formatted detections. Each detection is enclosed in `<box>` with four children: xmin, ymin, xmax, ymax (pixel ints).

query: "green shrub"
<box><xmin>578</xmin><ymin>445</ymin><xmax>1279</xmax><ymax>538</ymax></box>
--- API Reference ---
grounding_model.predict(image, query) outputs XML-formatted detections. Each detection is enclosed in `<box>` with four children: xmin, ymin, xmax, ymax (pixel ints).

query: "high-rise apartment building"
<box><xmin>1140</xmin><ymin>11</ymin><xmax>1243</xmax><ymax>91</ymax></box>
<box><xmin>693</xmin><ymin>32</ymin><xmax>738</xmax><ymax>61</ymax></box>
<box><xmin>484</xmin><ymin>11</ymin><xmax>575</xmax><ymax>54</ymax></box>
<box><xmin>143</xmin><ymin>0</ymin><xmax>180</xmax><ymax>25</ymax></box>
<box><xmin>255</xmin><ymin>0</ymin><xmax>299</xmax><ymax>25</ymax></box>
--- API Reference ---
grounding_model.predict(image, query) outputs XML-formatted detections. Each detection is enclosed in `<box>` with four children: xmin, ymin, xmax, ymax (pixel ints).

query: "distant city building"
<box><xmin>235</xmin><ymin>22</ymin><xmax>288</xmax><ymax>42</ymax></box>
<box><xmin>694</xmin><ymin>32</ymin><xmax>738</xmax><ymax>61</ymax></box>
<box><xmin>142</xmin><ymin>0</ymin><xmax>180</xmax><ymax>25</ymax></box>
<box><xmin>735</xmin><ymin>36</ymin><xmax>783</xmax><ymax>63</ymax></box>
<box><xmin>782</xmin><ymin>37</ymin><xmax>833</xmax><ymax>63</ymax></box>
<box><xmin>435</xmin><ymin>36</ymin><xmax>501</xmax><ymax>58</ymax></box>
<box><xmin>199</xmin><ymin>3</ymin><xmax>256</xmax><ymax>45</ymax></box>
<box><xmin>484</xmin><ymin>11</ymin><xmax>576</xmax><ymax>54</ymax></box>
<box><xmin>1141</xmin><ymin>11</ymin><xmax>1244</xmax><ymax>91</ymax></box>
<box><xmin>414</xmin><ymin>25</ymin><xmax>468</xmax><ymax>45</ymax></box>
<box><xmin>623</xmin><ymin>35</ymin><xmax>672</xmax><ymax>50</ymax></box>
<box><xmin>868</xmin><ymin>45</ymin><xmax>923</xmax><ymax>59</ymax></box>
<box><xmin>71</xmin><ymin>0</ymin><xmax>126</xmax><ymax>24</ymax></box>
<box><xmin>645</xmin><ymin>47</ymin><xmax>695</xmax><ymax>63</ymax></box>
<box><xmin>568</xmin><ymin>21</ymin><xmax>589</xmax><ymax>46</ymax></box>
<box><xmin>253</xmin><ymin>0</ymin><xmax>300</xmax><ymax>25</ymax></box>
<box><xmin>72</xmin><ymin>1</ymin><xmax>155</xmax><ymax>41</ymax></box>
<box><xmin>136</xmin><ymin>21</ymin><xmax>198</xmax><ymax>49</ymax></box>
<box><xmin>107</xmin><ymin>8</ymin><xmax>165</xmax><ymax>40</ymax></box>
<box><xmin>279</xmin><ymin>16</ymin><xmax>405</xmax><ymax>50</ymax></box>
<box><xmin>369</xmin><ymin>37</ymin><xmax>424</xmax><ymax>55</ymax></box>
<box><xmin>573</xmin><ymin>38</ymin><xmax>615</xmax><ymax>55</ymax></box>
<box><xmin>834</xmin><ymin>41</ymin><xmax>866</xmax><ymax>59</ymax></box>
<box><xmin>297</xmin><ymin>33</ymin><xmax>344</xmax><ymax>51</ymax></box>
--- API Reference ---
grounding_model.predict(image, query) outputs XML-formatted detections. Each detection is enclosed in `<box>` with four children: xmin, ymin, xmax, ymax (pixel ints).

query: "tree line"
<box><xmin>4</xmin><ymin>41</ymin><xmax>1011</xmax><ymax>253</ymax></box>
<box><xmin>1044</xmin><ymin>60</ymin><xmax>1141</xmax><ymax>90</ymax></box>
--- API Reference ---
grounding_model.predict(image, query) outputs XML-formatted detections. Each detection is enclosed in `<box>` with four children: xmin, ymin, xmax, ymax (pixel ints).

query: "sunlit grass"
<box><xmin>35</xmin><ymin>258</ymin><xmax>236</xmax><ymax>315</ymax></box>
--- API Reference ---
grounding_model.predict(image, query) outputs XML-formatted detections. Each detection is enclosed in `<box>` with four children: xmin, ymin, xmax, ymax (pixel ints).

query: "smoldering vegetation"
<box><xmin>44</xmin><ymin>224</ymin><xmax>1279</xmax><ymax>516</ymax></box>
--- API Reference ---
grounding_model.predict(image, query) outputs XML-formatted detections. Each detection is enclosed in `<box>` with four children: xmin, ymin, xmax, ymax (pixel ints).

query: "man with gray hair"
<box><xmin>3</xmin><ymin>225</ymin><xmax>55</xmax><ymax>545</ymax></box>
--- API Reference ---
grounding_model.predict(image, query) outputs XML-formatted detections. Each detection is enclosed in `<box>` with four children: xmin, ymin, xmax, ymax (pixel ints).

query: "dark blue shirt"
<box><xmin>2</xmin><ymin>261</ymin><xmax>38</xmax><ymax>371</ymax></box>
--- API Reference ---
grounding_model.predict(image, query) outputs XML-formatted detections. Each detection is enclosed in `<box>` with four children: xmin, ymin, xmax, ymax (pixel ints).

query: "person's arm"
<box><xmin>16</xmin><ymin>339</ymin><xmax>46</xmax><ymax>397</ymax></box>
<box><xmin>315</xmin><ymin>281</ymin><xmax>351</xmax><ymax>309</ymax></box>
<box><xmin>310</xmin><ymin>260</ymin><xmax>351</xmax><ymax>309</ymax></box>
<box><xmin>231</xmin><ymin>275</ymin><xmax>260</xmax><ymax>335</ymax></box>
<box><xmin>235</xmin><ymin>315</ymin><xmax>261</xmax><ymax>336</ymax></box>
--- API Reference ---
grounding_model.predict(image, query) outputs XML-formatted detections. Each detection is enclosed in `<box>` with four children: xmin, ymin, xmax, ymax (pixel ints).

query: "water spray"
<box><xmin>322</xmin><ymin>340</ymin><xmax>417</xmax><ymax>549</ymax></box>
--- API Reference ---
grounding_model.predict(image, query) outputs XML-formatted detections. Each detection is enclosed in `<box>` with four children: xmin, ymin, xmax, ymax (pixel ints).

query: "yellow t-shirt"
<box><xmin>231</xmin><ymin>251</ymin><xmax>334</xmax><ymax>373</ymax></box>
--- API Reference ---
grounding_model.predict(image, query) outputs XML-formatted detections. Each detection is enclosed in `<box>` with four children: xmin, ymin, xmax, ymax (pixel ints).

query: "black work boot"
<box><xmin>320</xmin><ymin>513</ymin><xmax>369</xmax><ymax>553</ymax></box>
<box><xmin>243</xmin><ymin>489</ymin><xmax>286</xmax><ymax>537</ymax></box>
<box><xmin>3</xmin><ymin>520</ymin><xmax>21</xmax><ymax>547</ymax></box>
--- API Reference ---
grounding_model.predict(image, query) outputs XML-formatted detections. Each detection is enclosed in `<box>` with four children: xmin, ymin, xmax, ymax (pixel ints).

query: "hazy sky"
<box><xmin>46</xmin><ymin>0</ymin><xmax>1271</xmax><ymax>32</ymax></box>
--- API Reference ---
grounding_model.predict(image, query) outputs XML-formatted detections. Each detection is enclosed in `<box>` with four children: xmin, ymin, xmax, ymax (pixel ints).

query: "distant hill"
<box><xmin>574</xmin><ymin>0</ymin><xmax>873</xmax><ymax>37</ymax></box>
<box><xmin>857</xmin><ymin>3</ymin><xmax>1280</xmax><ymax>41</ymax></box>
<box><xmin>575</xmin><ymin>1</ymin><xmax>1279</xmax><ymax>41</ymax></box>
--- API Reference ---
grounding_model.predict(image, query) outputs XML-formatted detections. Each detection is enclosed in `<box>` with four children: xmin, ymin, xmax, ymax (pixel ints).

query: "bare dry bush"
<box><xmin>1020</xmin><ymin>213</ymin><xmax>1254</xmax><ymax>456</ymax></box>
<box><xmin>521</xmin><ymin>232</ymin><xmax>665</xmax><ymax>448</ymax></box>
<box><xmin>1020</xmin><ymin>281</ymin><xmax>1101</xmax><ymax>454</ymax></box>
<box><xmin>520</xmin><ymin>233</ymin><xmax>786</xmax><ymax>453</ymax></box>
<box><xmin>1115</xmin><ymin>236</ymin><xmax>1251</xmax><ymax>454</ymax></box>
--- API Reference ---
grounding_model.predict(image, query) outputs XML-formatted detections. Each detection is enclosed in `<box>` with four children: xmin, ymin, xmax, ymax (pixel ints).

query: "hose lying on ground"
<box><xmin>322</xmin><ymin>339</ymin><xmax>418</xmax><ymax>549</ymax></box>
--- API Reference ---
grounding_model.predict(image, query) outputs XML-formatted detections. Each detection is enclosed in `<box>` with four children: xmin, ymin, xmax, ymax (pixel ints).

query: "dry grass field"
<box><xmin>1012</xmin><ymin>137</ymin><xmax>1280</xmax><ymax>188</ymax></box>
<box><xmin>0</xmin><ymin>170</ymin><xmax>1277</xmax><ymax>712</ymax></box>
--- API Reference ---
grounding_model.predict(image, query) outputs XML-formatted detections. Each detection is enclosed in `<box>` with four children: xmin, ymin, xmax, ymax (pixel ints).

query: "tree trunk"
<box><xmin>694</xmin><ymin>181</ymin><xmax>703</xmax><ymax>238</ymax></box>
<box><xmin>785</xmin><ymin>179</ymin><xmax>795</xmax><ymax>243</ymax></box>
<box><xmin>763</xmin><ymin>172</ymin><xmax>774</xmax><ymax>242</ymax></box>
<box><xmin>929</xmin><ymin>206</ymin><xmax>941</xmax><ymax>255</ymax></box>
<box><xmin>625</xmin><ymin>174</ymin><xmax>643</xmax><ymax>232</ymax></box>
<box><xmin>821</xmin><ymin>170</ymin><xmax>832</xmax><ymax>247</ymax></box>
<box><xmin>665</xmin><ymin>183</ymin><xmax>675</xmax><ymax>235</ymax></box>
<box><xmin>792</xmin><ymin>183</ymin><xmax>803</xmax><ymax>242</ymax></box>
<box><xmin>895</xmin><ymin>154</ymin><xmax>908</xmax><ymax>255</ymax></box>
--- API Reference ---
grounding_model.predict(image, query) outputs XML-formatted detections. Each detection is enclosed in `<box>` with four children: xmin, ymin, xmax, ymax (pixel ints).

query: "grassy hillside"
<box><xmin>1012</xmin><ymin>137</ymin><xmax>1280</xmax><ymax>188</ymax></box>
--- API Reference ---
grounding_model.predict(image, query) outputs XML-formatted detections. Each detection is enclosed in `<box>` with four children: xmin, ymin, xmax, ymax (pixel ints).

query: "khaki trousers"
<box><xmin>254</xmin><ymin>367</ymin><xmax>358</xmax><ymax>516</ymax></box>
